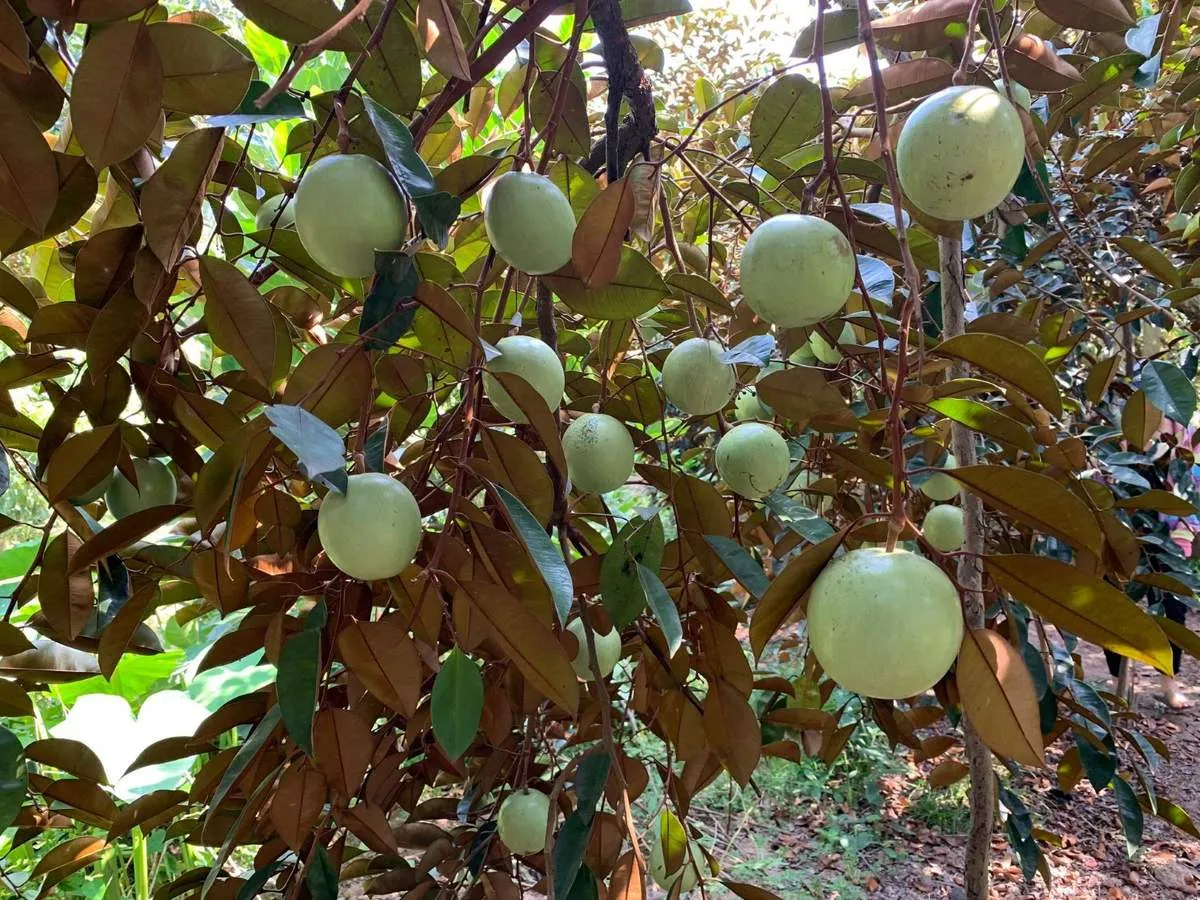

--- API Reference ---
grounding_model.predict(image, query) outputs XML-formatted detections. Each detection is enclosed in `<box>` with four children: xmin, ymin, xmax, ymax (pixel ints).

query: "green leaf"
<box><xmin>277</xmin><ymin>628</ymin><xmax>320</xmax><ymax>756</ymax></box>
<box><xmin>928</xmin><ymin>397</ymin><xmax>1037</xmax><ymax>453</ymax></box>
<box><xmin>1111</xmin><ymin>776</ymin><xmax>1144</xmax><ymax>857</ymax></box>
<box><xmin>1075</xmin><ymin>732</ymin><xmax>1116</xmax><ymax>791</ymax></box>
<box><xmin>601</xmin><ymin>516</ymin><xmax>666</xmax><ymax>627</ymax></box>
<box><xmin>208</xmin><ymin>80</ymin><xmax>305</xmax><ymax>127</ymax></box>
<box><xmin>412</xmin><ymin>191</ymin><xmax>462</xmax><ymax>249</ymax></box>
<box><xmin>237</xmin><ymin>861</ymin><xmax>285</xmax><ymax>900</ymax></box>
<box><xmin>431</xmin><ymin>648</ymin><xmax>483</xmax><ymax>760</ymax></box>
<box><xmin>306</xmin><ymin>844</ymin><xmax>338</xmax><ymax>900</ymax></box>
<box><xmin>360</xmin><ymin>251</ymin><xmax>419</xmax><ymax>351</ymax></box>
<box><xmin>934</xmin><ymin>333</ymin><xmax>1063</xmax><ymax>417</ymax></box>
<box><xmin>363</xmin><ymin>95</ymin><xmax>437</xmax><ymax>196</ymax></box>
<box><xmin>0</xmin><ymin>724</ymin><xmax>25</xmax><ymax>832</ymax></box>
<box><xmin>704</xmin><ymin>535</ymin><xmax>769</xmax><ymax>599</ymax></box>
<box><xmin>573</xmin><ymin>751</ymin><xmax>611</xmax><ymax>821</ymax></box>
<box><xmin>1141</xmin><ymin>360</ymin><xmax>1195</xmax><ymax>424</ymax></box>
<box><xmin>494</xmin><ymin>484</ymin><xmax>574</xmax><ymax>626</ymax></box>
<box><xmin>637</xmin><ymin>563</ymin><xmax>682</xmax><ymax>656</ymax></box>
<box><xmin>792</xmin><ymin>7</ymin><xmax>860</xmax><ymax>57</ymax></box>
<box><xmin>565</xmin><ymin>867</ymin><xmax>600</xmax><ymax>900</ymax></box>
<box><xmin>264</xmin><ymin>404</ymin><xmax>348</xmax><ymax>494</ymax></box>
<box><xmin>619</xmin><ymin>0</ymin><xmax>693</xmax><ymax>26</ymax></box>
<box><xmin>206</xmin><ymin>705</ymin><xmax>281</xmax><ymax>827</ymax></box>
<box><xmin>553</xmin><ymin>755</ymin><xmax>610</xmax><ymax>900</ymax></box>
<box><xmin>749</xmin><ymin>73</ymin><xmax>822</xmax><ymax>162</ymax></box>
<box><xmin>762</xmin><ymin>491</ymin><xmax>836</xmax><ymax>542</ymax></box>
<box><xmin>543</xmin><ymin>248</ymin><xmax>668</xmax><ymax>319</ymax></box>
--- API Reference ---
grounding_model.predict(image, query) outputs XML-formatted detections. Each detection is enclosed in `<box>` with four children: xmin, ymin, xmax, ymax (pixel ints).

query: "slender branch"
<box><xmin>256</xmin><ymin>0</ymin><xmax>378</xmax><ymax>109</ymax></box>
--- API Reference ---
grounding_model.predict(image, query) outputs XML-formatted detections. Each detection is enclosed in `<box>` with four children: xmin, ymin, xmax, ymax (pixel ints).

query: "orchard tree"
<box><xmin>0</xmin><ymin>0</ymin><xmax>1195</xmax><ymax>899</ymax></box>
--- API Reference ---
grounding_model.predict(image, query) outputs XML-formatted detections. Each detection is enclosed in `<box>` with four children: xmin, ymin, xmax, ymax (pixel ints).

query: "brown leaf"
<box><xmin>338</xmin><ymin>801</ymin><xmax>399</xmax><ymax>855</ymax></box>
<box><xmin>44</xmin><ymin>425</ymin><xmax>121</xmax><ymax>504</ymax></box>
<box><xmin>0</xmin><ymin>1</ymin><xmax>29</xmax><ymax>74</ymax></box>
<box><xmin>199</xmin><ymin>255</ymin><xmax>280</xmax><ymax>387</ymax></box>
<box><xmin>312</xmin><ymin>709</ymin><xmax>373</xmax><ymax>800</ymax></box>
<box><xmin>228</xmin><ymin>0</ymin><xmax>359</xmax><ymax>49</ymax></box>
<box><xmin>749</xmin><ymin>527</ymin><xmax>848</xmax><ymax>658</ymax></box>
<box><xmin>934</xmin><ymin>333</ymin><xmax>1062</xmax><ymax>417</ymax></box>
<box><xmin>98</xmin><ymin>583</ymin><xmax>158</xmax><ymax>679</ymax></box>
<box><xmin>30</xmin><ymin>1</ymin><xmax>156</xmax><ymax>21</ymax></box>
<box><xmin>85</xmin><ymin>291</ymin><xmax>149</xmax><ymax>390</ymax></box>
<box><xmin>40</xmin><ymin>532</ymin><xmax>94</xmax><ymax>641</ymax></box>
<box><xmin>1115</xmin><ymin>489</ymin><xmax>1199</xmax><ymax>516</ymax></box>
<box><xmin>337</xmin><ymin>620</ymin><xmax>422</xmax><ymax>716</ymax></box>
<box><xmin>490</xmin><ymin>371</ymin><xmax>566</xmax><ymax>473</ymax></box>
<box><xmin>844</xmin><ymin>58</ymin><xmax>955</xmax><ymax>107</ymax></box>
<box><xmin>1005</xmin><ymin>34</ymin><xmax>1083</xmax><ymax>93</ymax></box>
<box><xmin>25</xmin><ymin>739</ymin><xmax>108</xmax><ymax>784</ymax></box>
<box><xmin>610</xmin><ymin>850</ymin><xmax>647</xmax><ymax>900</ymax></box>
<box><xmin>457</xmin><ymin>580</ymin><xmax>579</xmax><ymax>713</ymax></box>
<box><xmin>927</xmin><ymin>759</ymin><xmax>970</xmax><ymax>788</ymax></box>
<box><xmin>872</xmin><ymin>0</ymin><xmax>971</xmax><ymax>50</ymax></box>
<box><xmin>1086</xmin><ymin>354</ymin><xmax>1120</xmax><ymax>404</ymax></box>
<box><xmin>107</xmin><ymin>789</ymin><xmax>186</xmax><ymax>840</ymax></box>
<box><xmin>149</xmin><ymin>22</ymin><xmax>255</xmax><ymax>115</ymax></box>
<box><xmin>956</xmin><ymin>629</ymin><xmax>1044</xmax><ymax>767</ymax></box>
<box><xmin>985</xmin><ymin>554</ymin><xmax>1173</xmax><ymax>673</ymax></box>
<box><xmin>640</xmin><ymin>466</ymin><xmax>730</xmax><ymax>578</ymax></box>
<box><xmin>0</xmin><ymin>79</ymin><xmax>56</xmax><ymax>233</ymax></box>
<box><xmin>573</xmin><ymin>177</ymin><xmax>635</xmax><ymax>290</ymax></box>
<box><xmin>71</xmin><ymin>20</ymin><xmax>164</xmax><ymax>169</ymax></box>
<box><xmin>142</xmin><ymin>127</ymin><xmax>224</xmax><ymax>268</ymax></box>
<box><xmin>43</xmin><ymin>779</ymin><xmax>119</xmax><ymax>826</ymax></box>
<box><xmin>417</xmin><ymin>0</ymin><xmax>471</xmax><ymax>81</ymax></box>
<box><xmin>477</xmin><ymin>428</ymin><xmax>554</xmax><ymax>525</ymax></box>
<box><xmin>270</xmin><ymin>764</ymin><xmax>328</xmax><ymax>851</ymax></box>
<box><xmin>1034</xmin><ymin>0</ymin><xmax>1133</xmax><ymax>31</ymax></box>
<box><xmin>703</xmin><ymin>678</ymin><xmax>762</xmax><ymax>787</ymax></box>
<box><xmin>281</xmin><ymin>344</ymin><xmax>372</xmax><ymax>427</ymax></box>
<box><xmin>68</xmin><ymin>505</ymin><xmax>189</xmax><ymax>575</ymax></box>
<box><xmin>30</xmin><ymin>836</ymin><xmax>107</xmax><ymax>879</ymax></box>
<box><xmin>723</xmin><ymin>882</ymin><xmax>786</xmax><ymax>900</ymax></box>
<box><xmin>0</xmin><ymin>620</ymin><xmax>33</xmax><ymax>655</ymax></box>
<box><xmin>1121</xmin><ymin>390</ymin><xmax>1161</xmax><ymax>450</ymax></box>
<box><xmin>756</xmin><ymin>366</ymin><xmax>857</xmax><ymax>431</ymax></box>
<box><xmin>414</xmin><ymin>281</ymin><xmax>480</xmax><ymax>345</ymax></box>
<box><xmin>949</xmin><ymin>465</ymin><xmax>1103</xmax><ymax>555</ymax></box>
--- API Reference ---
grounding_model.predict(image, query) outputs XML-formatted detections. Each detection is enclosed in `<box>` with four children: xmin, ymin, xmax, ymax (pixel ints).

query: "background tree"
<box><xmin>0</xmin><ymin>0</ymin><xmax>1195</xmax><ymax>899</ymax></box>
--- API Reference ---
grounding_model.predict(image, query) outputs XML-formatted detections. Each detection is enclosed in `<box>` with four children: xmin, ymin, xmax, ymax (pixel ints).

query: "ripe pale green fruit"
<box><xmin>483</xmin><ymin>171</ymin><xmax>576</xmax><ymax>275</ymax></box>
<box><xmin>896</xmin><ymin>85</ymin><xmax>1025</xmax><ymax>221</ymax></box>
<box><xmin>318</xmin><ymin>472</ymin><xmax>422</xmax><ymax>581</ymax></box>
<box><xmin>649</xmin><ymin>829</ymin><xmax>704</xmax><ymax>894</ymax></box>
<box><xmin>733</xmin><ymin>387</ymin><xmax>772</xmax><ymax>421</ymax></box>
<box><xmin>809</xmin><ymin>322</ymin><xmax>855</xmax><ymax>365</ymax></box>
<box><xmin>739</xmin><ymin>214</ymin><xmax>855</xmax><ymax>328</ymax></box>
<box><xmin>920</xmin><ymin>453</ymin><xmax>961</xmax><ymax>502</ymax></box>
<box><xmin>482</xmin><ymin>335</ymin><xmax>565</xmax><ymax>423</ymax></box>
<box><xmin>807</xmin><ymin>547</ymin><xmax>964</xmax><ymax>699</ymax></box>
<box><xmin>255</xmin><ymin>194</ymin><xmax>295</xmax><ymax>231</ymax></box>
<box><xmin>715</xmin><ymin>423</ymin><xmax>790</xmax><ymax>500</ymax></box>
<box><xmin>789</xmin><ymin>344</ymin><xmax>818</xmax><ymax>366</ymax></box>
<box><xmin>497</xmin><ymin>789</ymin><xmax>551</xmax><ymax>855</ymax></box>
<box><xmin>106</xmin><ymin>459</ymin><xmax>177</xmax><ymax>519</ymax></box>
<box><xmin>993</xmin><ymin>78</ymin><xmax>1032</xmax><ymax>112</ymax></box>
<box><xmin>294</xmin><ymin>154</ymin><xmax>409</xmax><ymax>278</ymax></box>
<box><xmin>923</xmin><ymin>504</ymin><xmax>965</xmax><ymax>552</ymax></box>
<box><xmin>71</xmin><ymin>470</ymin><xmax>115</xmax><ymax>506</ymax></box>
<box><xmin>563</xmin><ymin>413</ymin><xmax>635</xmax><ymax>494</ymax></box>
<box><xmin>565</xmin><ymin>618</ymin><xmax>622</xmax><ymax>680</ymax></box>
<box><xmin>661</xmin><ymin>338</ymin><xmax>735</xmax><ymax>416</ymax></box>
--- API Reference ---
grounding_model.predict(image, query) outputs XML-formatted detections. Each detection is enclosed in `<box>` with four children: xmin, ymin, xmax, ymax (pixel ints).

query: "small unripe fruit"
<box><xmin>106</xmin><ymin>459</ymin><xmax>177</xmax><ymax>519</ymax></box>
<box><xmin>484</xmin><ymin>171</ymin><xmax>576</xmax><ymax>275</ymax></box>
<box><xmin>318</xmin><ymin>472</ymin><xmax>422</xmax><ymax>581</ymax></box>
<box><xmin>295</xmin><ymin>154</ymin><xmax>409</xmax><ymax>278</ymax></box>
<box><xmin>739</xmin><ymin>214</ymin><xmax>855</xmax><ymax>328</ymax></box>
<box><xmin>809</xmin><ymin>322</ymin><xmax>855</xmax><ymax>365</ymax></box>
<box><xmin>649</xmin><ymin>827</ymin><xmax>704</xmax><ymax>894</ymax></box>
<box><xmin>923</xmin><ymin>504</ymin><xmax>965</xmax><ymax>552</ymax></box>
<box><xmin>919</xmin><ymin>453</ymin><xmax>961</xmax><ymax>502</ymax></box>
<box><xmin>897</xmin><ymin>85</ymin><xmax>1025</xmax><ymax>221</ymax></box>
<box><xmin>255</xmin><ymin>194</ymin><xmax>295</xmax><ymax>231</ymax></box>
<box><xmin>71</xmin><ymin>470</ymin><xmax>115</xmax><ymax>506</ymax></box>
<box><xmin>482</xmin><ymin>335</ymin><xmax>565</xmax><ymax>423</ymax></box>
<box><xmin>661</xmin><ymin>338</ymin><xmax>735</xmax><ymax>416</ymax></box>
<box><xmin>807</xmin><ymin>547</ymin><xmax>963</xmax><ymax>699</ymax></box>
<box><xmin>563</xmin><ymin>413</ymin><xmax>635</xmax><ymax>494</ymax></box>
<box><xmin>733</xmin><ymin>387</ymin><xmax>772</xmax><ymax>421</ymax></box>
<box><xmin>565</xmin><ymin>618</ymin><xmax>622</xmax><ymax>680</ymax></box>
<box><xmin>993</xmin><ymin>78</ymin><xmax>1033</xmax><ymax>112</ymax></box>
<box><xmin>715</xmin><ymin>423</ymin><xmax>790</xmax><ymax>500</ymax></box>
<box><xmin>497</xmin><ymin>789</ymin><xmax>551</xmax><ymax>855</ymax></box>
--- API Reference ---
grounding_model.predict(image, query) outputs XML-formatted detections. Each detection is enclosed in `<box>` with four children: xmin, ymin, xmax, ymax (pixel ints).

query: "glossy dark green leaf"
<box><xmin>565</xmin><ymin>866</ymin><xmax>600</xmax><ymax>900</ymax></box>
<box><xmin>0</xmin><ymin>724</ymin><xmax>25</xmax><ymax>832</ymax></box>
<box><xmin>494</xmin><ymin>484</ymin><xmax>573</xmax><ymax>625</ymax></box>
<box><xmin>1111</xmin><ymin>776</ymin><xmax>1144</xmax><ymax>857</ymax></box>
<box><xmin>601</xmin><ymin>516</ymin><xmax>666</xmax><ymax>628</ymax></box>
<box><xmin>431</xmin><ymin>648</ymin><xmax>483</xmax><ymax>760</ymax></box>
<box><xmin>1075</xmin><ymin>732</ymin><xmax>1116</xmax><ymax>791</ymax></box>
<box><xmin>638</xmin><ymin>562</ymin><xmax>682</xmax><ymax>656</ymax></box>
<box><xmin>306</xmin><ymin>844</ymin><xmax>338</xmax><ymax>900</ymax></box>
<box><xmin>278</xmin><ymin>628</ymin><xmax>319</xmax><ymax>756</ymax></box>
<box><xmin>720</xmin><ymin>333</ymin><xmax>775</xmax><ymax>366</ymax></box>
<box><xmin>264</xmin><ymin>404</ymin><xmax>348</xmax><ymax>494</ymax></box>
<box><xmin>208</xmin><ymin>80</ymin><xmax>305</xmax><ymax>126</ymax></box>
<box><xmin>704</xmin><ymin>535</ymin><xmax>769</xmax><ymax>599</ymax></box>
<box><xmin>762</xmin><ymin>491</ymin><xmax>835</xmax><ymax>542</ymax></box>
<box><xmin>1142</xmin><ymin>360</ymin><xmax>1196</xmax><ymax>424</ymax></box>
<box><xmin>360</xmin><ymin>251</ymin><xmax>419</xmax><ymax>351</ymax></box>
<box><xmin>206</xmin><ymin>705</ymin><xmax>282</xmax><ymax>827</ymax></box>
<box><xmin>412</xmin><ymin>191</ymin><xmax>461</xmax><ymax>249</ymax></box>
<box><xmin>237</xmin><ymin>860</ymin><xmax>284</xmax><ymax>900</ymax></box>
<box><xmin>363</xmin><ymin>95</ymin><xmax>437</xmax><ymax>196</ymax></box>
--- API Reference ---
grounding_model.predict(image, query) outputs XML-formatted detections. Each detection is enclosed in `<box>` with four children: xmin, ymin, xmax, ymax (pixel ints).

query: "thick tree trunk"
<box><xmin>939</xmin><ymin>234</ymin><xmax>994</xmax><ymax>900</ymax></box>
